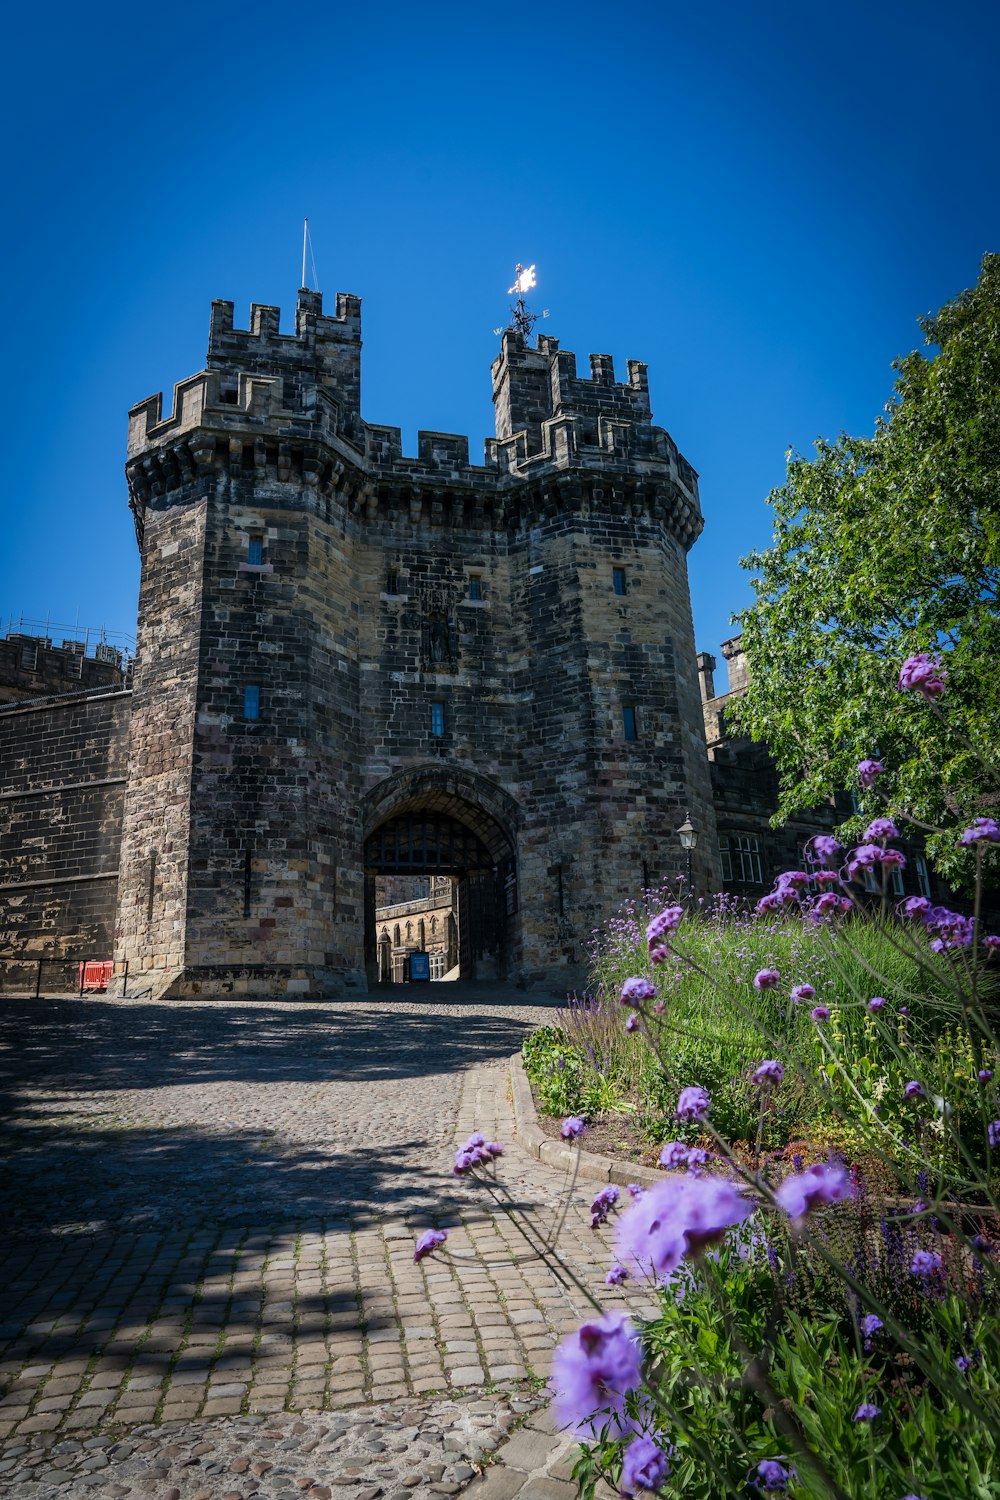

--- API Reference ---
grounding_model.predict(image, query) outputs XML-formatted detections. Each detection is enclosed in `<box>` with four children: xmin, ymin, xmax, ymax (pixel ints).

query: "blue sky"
<box><xmin>2</xmin><ymin>0</ymin><xmax>997</xmax><ymax>683</ymax></box>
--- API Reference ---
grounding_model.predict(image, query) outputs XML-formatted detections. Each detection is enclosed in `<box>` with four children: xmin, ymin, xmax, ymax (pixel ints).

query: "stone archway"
<box><xmin>361</xmin><ymin>768</ymin><xmax>519</xmax><ymax>985</ymax></box>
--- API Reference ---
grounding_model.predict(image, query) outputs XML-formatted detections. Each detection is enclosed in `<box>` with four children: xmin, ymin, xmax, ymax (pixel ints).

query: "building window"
<box><xmin>248</xmin><ymin>535</ymin><xmax>264</xmax><ymax>565</ymax></box>
<box><xmin>913</xmin><ymin>855</ymin><xmax>931</xmax><ymax>899</ymax></box>
<box><xmin>622</xmin><ymin>705</ymin><xmax>638</xmax><ymax>742</ymax></box>
<box><xmin>613</xmin><ymin>567</ymin><xmax>627</xmax><ymax>596</ymax></box>
<box><xmin>719</xmin><ymin>832</ymin><xmax>764</xmax><ymax>884</ymax></box>
<box><xmin>468</xmin><ymin>575</ymin><xmax>483</xmax><ymax>600</ymax></box>
<box><xmin>862</xmin><ymin>864</ymin><xmax>905</xmax><ymax>898</ymax></box>
<box><xmin>431</xmin><ymin>702</ymin><xmax>446</xmax><ymax>737</ymax></box>
<box><xmin>386</xmin><ymin>569</ymin><xmax>398</xmax><ymax>595</ymax></box>
<box><xmin>244</xmin><ymin>685</ymin><xmax>260</xmax><ymax>721</ymax></box>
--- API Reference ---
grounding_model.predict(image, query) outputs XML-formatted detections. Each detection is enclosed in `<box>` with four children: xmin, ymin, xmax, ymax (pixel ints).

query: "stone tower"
<box><xmin>115</xmin><ymin>289</ymin><xmax>717</xmax><ymax>998</ymax></box>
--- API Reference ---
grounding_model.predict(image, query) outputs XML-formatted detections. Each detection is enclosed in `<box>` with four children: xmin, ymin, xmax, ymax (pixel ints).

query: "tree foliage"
<box><xmin>729</xmin><ymin>254</ymin><xmax>1000</xmax><ymax>885</ymax></box>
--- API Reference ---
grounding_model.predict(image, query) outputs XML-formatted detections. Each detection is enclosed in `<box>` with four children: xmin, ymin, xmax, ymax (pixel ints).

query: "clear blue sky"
<box><xmin>2</xmin><ymin>0</ymin><xmax>997</xmax><ymax>683</ymax></box>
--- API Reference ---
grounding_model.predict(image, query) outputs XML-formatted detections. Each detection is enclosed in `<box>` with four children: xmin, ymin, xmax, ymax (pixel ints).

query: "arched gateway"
<box><xmin>361</xmin><ymin>769</ymin><xmax>518</xmax><ymax>984</ymax></box>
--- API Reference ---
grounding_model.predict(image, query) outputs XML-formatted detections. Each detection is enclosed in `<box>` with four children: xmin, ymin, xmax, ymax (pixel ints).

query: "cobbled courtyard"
<box><xmin>0</xmin><ymin>990</ymin><xmax>649</xmax><ymax>1498</ymax></box>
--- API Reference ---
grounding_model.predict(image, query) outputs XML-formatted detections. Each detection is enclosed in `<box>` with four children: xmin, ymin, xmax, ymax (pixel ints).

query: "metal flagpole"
<box><xmin>301</xmin><ymin>219</ymin><xmax>309</xmax><ymax>289</ymax></box>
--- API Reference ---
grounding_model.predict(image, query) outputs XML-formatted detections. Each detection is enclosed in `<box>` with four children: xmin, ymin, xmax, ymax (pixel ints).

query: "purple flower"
<box><xmin>868</xmin><ymin>996</ymin><xmax>887</xmax><ymax>1013</ymax></box>
<box><xmin>775</xmin><ymin>1163</ymin><xmax>854</xmax><ymax>1222</ymax></box>
<box><xmin>414</xmin><ymin>1228</ymin><xmax>448</xmax><ymax>1263</ymax></box>
<box><xmin>903</xmin><ymin>1081</ymin><xmax>924</xmax><ymax>1100</ymax></box>
<box><xmin>615</xmin><ymin>1175</ymin><xmax>755</xmax><ymax>1280</ymax></box>
<box><xmin>621</xmin><ymin>976</ymin><xmax>656</xmax><ymax>1005</ymax></box>
<box><xmin>561</xmin><ymin>1116</ymin><xmax>587</xmax><ymax>1140</ymax></box>
<box><xmin>659</xmin><ymin>1141</ymin><xmax>689</xmax><ymax>1170</ymax></box>
<box><xmin>649</xmin><ymin>944</ymin><xmax>670</xmax><ymax>966</ymax></box>
<box><xmin>753</xmin><ymin>1060</ymin><xmax>785</xmax><ymax>1085</ymax></box>
<box><xmin>625</xmin><ymin>1011</ymin><xmax>640</xmax><ymax>1032</ymax></box>
<box><xmin>684</xmin><ymin>1147</ymin><xmax>709</xmax><ymax>1175</ymax></box>
<box><xmin>956</xmin><ymin>1354</ymin><xmax>974</xmax><ymax>1373</ymax></box>
<box><xmin>860</xmin><ymin>1313</ymin><xmax>883</xmax><ymax>1351</ymax></box>
<box><xmin>550</xmin><ymin>1313</ymin><xmax>642</xmax><ymax>1437</ymax></box>
<box><xmin>989</xmin><ymin>1121</ymin><xmax>1000</xmax><ymax>1150</ymax></box>
<box><xmin>910</xmin><ymin>1250</ymin><xmax>942</xmax><ymax>1278</ymax></box>
<box><xmin>847</xmin><ymin>843</ymin><xmax>907</xmax><ymax>879</ymax></box>
<box><xmin>620</xmin><ymin>1434</ymin><xmax>670</xmax><ymax>1497</ymax></box>
<box><xmin>776</xmin><ymin>870</ymin><xmax>810</xmax><ymax>891</ymax></box>
<box><xmin>901</xmin><ymin>895</ymin><xmax>932</xmax><ymax>919</ymax></box>
<box><xmin>809</xmin><ymin>834</ymin><xmax>842</xmax><ymax>866</ymax></box>
<box><xmin>675</xmin><ymin>1085</ymin><xmax>711</xmax><ymax>1121</ymax></box>
<box><xmin>853</xmin><ymin>1402</ymin><xmax>881</xmax><ymax>1423</ymax></box>
<box><xmin>857</xmin><ymin>758</ymin><xmax>884</xmax><ymax>788</ymax></box>
<box><xmin>754</xmin><ymin>968</ymin><xmax>781</xmax><ymax>991</ymax></box>
<box><xmin>605</xmin><ymin>1264</ymin><xmax>629</xmax><ymax>1286</ymax></box>
<box><xmin>591</xmin><ymin>1186</ymin><xmax>621</xmax><ymax>1228</ymax></box>
<box><xmin>979</xmin><ymin>1069</ymin><xmax>994</xmax><ymax>1084</ymax></box>
<box><xmin>754</xmin><ymin>1459</ymin><xmax>796</xmax><ymax>1491</ymax></box>
<box><xmin>812</xmin><ymin>868</ymin><xmax>841</xmax><ymax>886</ymax></box>
<box><xmin>626</xmin><ymin>1183</ymin><xmax>643</xmax><ymax>1199</ymax></box>
<box><xmin>810</xmin><ymin>1006</ymin><xmax>830</xmax><ymax>1023</ymax></box>
<box><xmin>864</xmin><ymin>817</ymin><xmax>900</xmax><ymax>842</ymax></box>
<box><xmin>646</xmin><ymin>906</ymin><xmax>683</xmax><ymax>948</ymax></box>
<box><xmin>756</xmin><ymin>891</ymin><xmax>787</xmax><ymax>914</ymax></box>
<box><xmin>961</xmin><ymin>817</ymin><xmax>1000</xmax><ymax>846</ymax></box>
<box><xmin>898</xmin><ymin>652</ymin><xmax>947</xmax><ymax>699</ymax></box>
<box><xmin>790</xmin><ymin>983</ymin><xmax>816</xmax><ymax>1004</ymax></box>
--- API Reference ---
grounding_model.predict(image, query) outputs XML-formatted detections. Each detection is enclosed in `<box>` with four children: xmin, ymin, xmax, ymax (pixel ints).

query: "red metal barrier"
<box><xmin>78</xmin><ymin>961</ymin><xmax>113</xmax><ymax>992</ymax></box>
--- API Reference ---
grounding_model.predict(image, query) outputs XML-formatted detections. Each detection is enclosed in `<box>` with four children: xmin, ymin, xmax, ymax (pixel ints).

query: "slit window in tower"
<box><xmin>244</xmin><ymin>685</ymin><xmax>260</xmax><ymax>721</ymax></box>
<box><xmin>623</xmin><ymin>705</ymin><xmax>638</xmax><ymax>742</ymax></box>
<box><xmin>613</xmin><ymin>567</ymin><xmax>627</xmax><ymax>596</ymax></box>
<box><xmin>431</xmin><ymin>702</ymin><xmax>446</xmax><ymax>737</ymax></box>
<box><xmin>468</xmin><ymin>575</ymin><xmax>483</xmax><ymax>600</ymax></box>
<box><xmin>248</xmin><ymin>535</ymin><xmax>264</xmax><ymax>565</ymax></box>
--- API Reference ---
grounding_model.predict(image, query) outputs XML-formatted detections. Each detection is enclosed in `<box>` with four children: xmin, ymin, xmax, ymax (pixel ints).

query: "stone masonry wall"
<box><xmin>0</xmin><ymin>688</ymin><xmax>132</xmax><ymax>960</ymax></box>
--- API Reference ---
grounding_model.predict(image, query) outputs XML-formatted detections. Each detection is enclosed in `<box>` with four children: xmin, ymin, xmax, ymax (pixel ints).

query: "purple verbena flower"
<box><xmin>754</xmin><ymin>968</ymin><xmax>781</xmax><ymax>991</ymax></box>
<box><xmin>753</xmin><ymin>1060</ymin><xmax>784</xmax><ymax>1085</ymax></box>
<box><xmin>675</xmin><ymin>1085</ymin><xmax>711</xmax><ymax>1122</ymax></box>
<box><xmin>864</xmin><ymin>817</ymin><xmax>900</xmax><ymax>842</ymax></box>
<box><xmin>646</xmin><ymin>906</ymin><xmax>683</xmax><ymax>948</ymax></box>
<box><xmin>857</xmin><ymin>758</ymin><xmax>884</xmax><ymax>788</ymax></box>
<box><xmin>620</xmin><ymin>1434</ymin><xmax>670</xmax><ymax>1497</ymax></box>
<box><xmin>809</xmin><ymin>833</ymin><xmax>842</xmax><ymax>866</ymax></box>
<box><xmin>956</xmin><ymin>1355</ymin><xmax>974</xmax><ymax>1373</ymax></box>
<box><xmin>810</xmin><ymin>1006</ymin><xmax>830</xmax><ymax>1023</ymax></box>
<box><xmin>860</xmin><ymin>1313</ymin><xmax>882</xmax><ymax>1351</ymax></box>
<box><xmin>898</xmin><ymin>652</ymin><xmax>947</xmax><ymax>700</ymax></box>
<box><xmin>775</xmin><ymin>1163</ymin><xmax>854</xmax><ymax>1222</ymax></box>
<box><xmin>414</xmin><ymin>1228</ymin><xmax>448</xmax><ymax>1263</ymax></box>
<box><xmin>626</xmin><ymin>1183</ymin><xmax>643</xmax><ymax>1199</ymax></box>
<box><xmin>615</xmin><ymin>1175</ymin><xmax>755</xmax><ymax>1281</ymax></box>
<box><xmin>550</xmin><ymin>1312</ymin><xmax>642</xmax><ymax>1437</ymax></box>
<box><xmin>868</xmin><ymin>996</ymin><xmax>887</xmax><ymax>1013</ymax></box>
<box><xmin>591</xmin><ymin>1186</ymin><xmax>621</xmax><ymax>1228</ymax></box>
<box><xmin>910</xmin><ymin>1250</ymin><xmax>942</xmax><ymax>1278</ymax></box>
<box><xmin>960</xmin><ymin>817</ymin><xmax>1000</xmax><ymax>846</ymax></box>
<box><xmin>621</xmin><ymin>976</ymin><xmax>656</xmax><ymax>1006</ymax></box>
<box><xmin>776</xmin><ymin>870</ymin><xmax>810</xmax><ymax>891</ymax></box>
<box><xmin>989</xmin><ymin>1121</ymin><xmax>1000</xmax><ymax>1150</ymax></box>
<box><xmin>658</xmin><ymin>1141</ymin><xmax>689</xmax><ymax>1170</ymax></box>
<box><xmin>904</xmin><ymin>1081</ymin><xmax>924</xmax><ymax>1101</ymax></box>
<box><xmin>853</xmin><ymin>1402</ymin><xmax>881</xmax><ymax>1423</ymax></box>
<box><xmin>901</xmin><ymin>895</ymin><xmax>932</xmax><ymax>919</ymax></box>
<box><xmin>625</xmin><ymin>1012</ymin><xmax>640</xmax><ymax>1032</ymax></box>
<box><xmin>790</xmin><ymin>983</ymin><xmax>816</xmax><ymax>1004</ymax></box>
<box><xmin>605</xmin><ymin>1264</ymin><xmax>629</xmax><ymax>1286</ymax></box>
<box><xmin>684</xmin><ymin>1147</ymin><xmax>709</xmax><ymax>1175</ymax></box>
<box><xmin>561</xmin><ymin>1116</ymin><xmax>587</xmax><ymax>1140</ymax></box>
<box><xmin>978</xmin><ymin>1069</ymin><xmax>994</xmax><ymax>1084</ymax></box>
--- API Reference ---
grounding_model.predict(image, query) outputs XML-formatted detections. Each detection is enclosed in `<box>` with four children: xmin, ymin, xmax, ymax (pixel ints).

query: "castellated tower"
<box><xmin>116</xmin><ymin>288</ymin><xmax>718</xmax><ymax>998</ymax></box>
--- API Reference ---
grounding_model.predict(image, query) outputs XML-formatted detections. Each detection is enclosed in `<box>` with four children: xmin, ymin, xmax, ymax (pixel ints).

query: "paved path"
<box><xmin>0</xmin><ymin>990</ymin><xmax>650</xmax><ymax>1497</ymax></box>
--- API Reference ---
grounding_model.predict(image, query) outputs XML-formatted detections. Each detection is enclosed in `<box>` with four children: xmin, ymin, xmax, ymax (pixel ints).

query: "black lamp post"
<box><xmin>677</xmin><ymin>812</ymin><xmax>698</xmax><ymax>906</ymax></box>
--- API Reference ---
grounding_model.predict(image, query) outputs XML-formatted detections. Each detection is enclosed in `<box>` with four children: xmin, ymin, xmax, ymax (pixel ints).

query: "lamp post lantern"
<box><xmin>677</xmin><ymin>812</ymin><xmax>698</xmax><ymax>907</ymax></box>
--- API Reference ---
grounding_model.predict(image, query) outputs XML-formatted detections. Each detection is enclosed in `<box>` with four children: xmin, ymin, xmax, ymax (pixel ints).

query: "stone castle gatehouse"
<box><xmin>0</xmin><ymin>287</ymin><xmax>718</xmax><ymax>997</ymax></box>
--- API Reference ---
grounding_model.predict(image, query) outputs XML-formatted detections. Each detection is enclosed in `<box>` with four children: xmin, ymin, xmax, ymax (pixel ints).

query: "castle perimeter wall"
<box><xmin>0</xmin><ymin>689</ymin><xmax>132</xmax><ymax>963</ymax></box>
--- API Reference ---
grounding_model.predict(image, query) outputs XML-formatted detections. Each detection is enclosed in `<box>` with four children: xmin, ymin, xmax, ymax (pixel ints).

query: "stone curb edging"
<box><xmin>508</xmin><ymin>1054</ymin><xmax>663</xmax><ymax>1191</ymax></box>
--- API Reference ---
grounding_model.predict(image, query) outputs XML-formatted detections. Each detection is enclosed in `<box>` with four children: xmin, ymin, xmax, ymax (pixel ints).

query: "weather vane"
<box><xmin>493</xmin><ymin>263</ymin><xmax>550</xmax><ymax>342</ymax></box>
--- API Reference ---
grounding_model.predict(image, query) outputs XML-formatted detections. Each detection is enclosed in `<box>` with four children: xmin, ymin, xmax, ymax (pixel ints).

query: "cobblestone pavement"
<box><xmin>0</xmin><ymin>991</ymin><xmax>653</xmax><ymax>1495</ymax></box>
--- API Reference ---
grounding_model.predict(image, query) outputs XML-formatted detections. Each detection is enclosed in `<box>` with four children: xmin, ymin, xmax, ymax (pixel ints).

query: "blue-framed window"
<box><xmin>244</xmin><ymin>685</ymin><xmax>260</xmax><ymax>721</ymax></box>
<box><xmin>431</xmin><ymin>702</ymin><xmax>446</xmax><ymax>737</ymax></box>
<box><xmin>613</xmin><ymin>567</ymin><xmax>627</xmax><ymax>596</ymax></box>
<box><xmin>468</xmin><ymin>576</ymin><xmax>483</xmax><ymax>600</ymax></box>
<box><xmin>623</xmin><ymin>705</ymin><xmax>638</xmax><ymax>741</ymax></box>
<box><xmin>248</xmin><ymin>535</ymin><xmax>264</xmax><ymax>565</ymax></box>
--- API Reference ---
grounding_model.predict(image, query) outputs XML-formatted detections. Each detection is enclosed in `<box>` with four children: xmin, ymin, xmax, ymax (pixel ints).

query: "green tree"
<box><xmin>730</xmin><ymin>254</ymin><xmax>1000</xmax><ymax>887</ymax></box>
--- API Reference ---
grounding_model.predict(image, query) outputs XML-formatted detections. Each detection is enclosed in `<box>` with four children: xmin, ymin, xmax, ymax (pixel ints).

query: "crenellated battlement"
<box><xmin>126</xmin><ymin>289</ymin><xmax>702</xmax><ymax>548</ymax></box>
